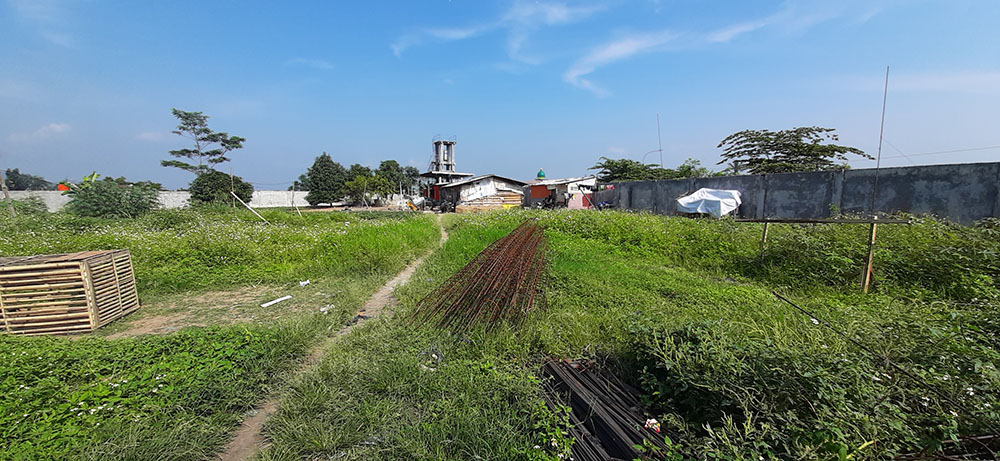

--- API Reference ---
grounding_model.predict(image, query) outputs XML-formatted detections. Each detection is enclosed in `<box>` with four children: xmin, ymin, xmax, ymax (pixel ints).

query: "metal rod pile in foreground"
<box><xmin>542</xmin><ymin>359</ymin><xmax>668</xmax><ymax>461</ymax></box>
<box><xmin>411</xmin><ymin>220</ymin><xmax>547</xmax><ymax>332</ymax></box>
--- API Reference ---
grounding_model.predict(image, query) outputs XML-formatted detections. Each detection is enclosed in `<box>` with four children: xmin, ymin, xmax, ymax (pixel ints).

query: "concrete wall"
<box><xmin>7</xmin><ymin>190</ymin><xmax>311</xmax><ymax>212</ymax></box>
<box><xmin>600</xmin><ymin>162</ymin><xmax>1000</xmax><ymax>223</ymax></box>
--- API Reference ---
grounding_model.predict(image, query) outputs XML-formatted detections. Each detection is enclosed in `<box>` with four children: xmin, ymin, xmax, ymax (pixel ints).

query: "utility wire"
<box><xmin>856</xmin><ymin>145</ymin><xmax>1000</xmax><ymax>161</ymax></box>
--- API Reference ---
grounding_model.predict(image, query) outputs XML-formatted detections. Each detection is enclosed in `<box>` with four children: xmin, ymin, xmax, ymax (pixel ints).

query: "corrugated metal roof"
<box><xmin>440</xmin><ymin>174</ymin><xmax>528</xmax><ymax>189</ymax></box>
<box><xmin>532</xmin><ymin>176</ymin><xmax>597</xmax><ymax>186</ymax></box>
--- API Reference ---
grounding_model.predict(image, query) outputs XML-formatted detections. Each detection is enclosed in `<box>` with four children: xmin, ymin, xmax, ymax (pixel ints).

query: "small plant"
<box><xmin>61</xmin><ymin>172</ymin><xmax>159</xmax><ymax>218</ymax></box>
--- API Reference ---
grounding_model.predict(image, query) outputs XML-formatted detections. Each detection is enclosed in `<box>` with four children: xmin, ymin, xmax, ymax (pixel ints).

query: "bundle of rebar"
<box><xmin>542</xmin><ymin>359</ymin><xmax>669</xmax><ymax>461</ymax></box>
<box><xmin>411</xmin><ymin>220</ymin><xmax>547</xmax><ymax>332</ymax></box>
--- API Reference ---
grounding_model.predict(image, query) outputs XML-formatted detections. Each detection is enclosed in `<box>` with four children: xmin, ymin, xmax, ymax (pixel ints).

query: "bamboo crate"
<box><xmin>0</xmin><ymin>250</ymin><xmax>139</xmax><ymax>336</ymax></box>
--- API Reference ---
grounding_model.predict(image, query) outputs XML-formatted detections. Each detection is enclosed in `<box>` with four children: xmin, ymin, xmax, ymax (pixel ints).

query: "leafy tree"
<box><xmin>61</xmin><ymin>172</ymin><xmax>159</xmax><ymax>218</ymax></box>
<box><xmin>674</xmin><ymin>158</ymin><xmax>713</xmax><ymax>178</ymax></box>
<box><xmin>346</xmin><ymin>163</ymin><xmax>372</xmax><ymax>181</ymax></box>
<box><xmin>4</xmin><ymin>168</ymin><xmax>54</xmax><ymax>190</ymax></box>
<box><xmin>375</xmin><ymin>160</ymin><xmax>405</xmax><ymax>194</ymax></box>
<box><xmin>162</xmin><ymin>109</ymin><xmax>245</xmax><ymax>175</ymax></box>
<box><xmin>102</xmin><ymin>176</ymin><xmax>164</xmax><ymax>191</ymax></box>
<box><xmin>589</xmin><ymin>157</ymin><xmax>713</xmax><ymax>182</ymax></box>
<box><xmin>717</xmin><ymin>126</ymin><xmax>871</xmax><ymax>174</ymax></box>
<box><xmin>343</xmin><ymin>174</ymin><xmax>393</xmax><ymax>206</ymax></box>
<box><xmin>403</xmin><ymin>166</ymin><xmax>421</xmax><ymax>194</ymax></box>
<box><xmin>302</xmin><ymin>153</ymin><xmax>348</xmax><ymax>206</ymax></box>
<box><xmin>189</xmin><ymin>170</ymin><xmax>254</xmax><ymax>204</ymax></box>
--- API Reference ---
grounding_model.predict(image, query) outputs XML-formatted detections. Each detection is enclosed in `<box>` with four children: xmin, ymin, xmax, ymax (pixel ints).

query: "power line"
<box><xmin>857</xmin><ymin>144</ymin><xmax>1000</xmax><ymax>161</ymax></box>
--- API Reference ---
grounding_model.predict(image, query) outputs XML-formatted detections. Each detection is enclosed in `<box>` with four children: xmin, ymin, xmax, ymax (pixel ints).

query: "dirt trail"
<box><xmin>218</xmin><ymin>214</ymin><xmax>447</xmax><ymax>461</ymax></box>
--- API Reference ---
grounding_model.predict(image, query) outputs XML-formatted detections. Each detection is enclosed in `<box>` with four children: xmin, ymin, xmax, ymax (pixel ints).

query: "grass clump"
<box><xmin>0</xmin><ymin>323</ymin><xmax>316</xmax><ymax>460</ymax></box>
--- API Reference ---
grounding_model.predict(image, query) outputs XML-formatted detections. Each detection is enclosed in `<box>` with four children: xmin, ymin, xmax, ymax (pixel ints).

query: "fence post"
<box><xmin>861</xmin><ymin>216</ymin><xmax>879</xmax><ymax>293</ymax></box>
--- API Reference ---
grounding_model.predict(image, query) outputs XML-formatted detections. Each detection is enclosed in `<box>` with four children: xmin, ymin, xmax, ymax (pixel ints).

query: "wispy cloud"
<box><xmin>391</xmin><ymin>0</ymin><xmax>606</xmax><ymax>63</ymax></box>
<box><xmin>285</xmin><ymin>58</ymin><xmax>334</xmax><ymax>70</ymax></box>
<box><xmin>8</xmin><ymin>122</ymin><xmax>71</xmax><ymax>142</ymax></box>
<box><xmin>8</xmin><ymin>0</ymin><xmax>76</xmax><ymax>47</ymax></box>
<box><xmin>135</xmin><ymin>131</ymin><xmax>168</xmax><ymax>141</ymax></box>
<box><xmin>565</xmin><ymin>1</ymin><xmax>892</xmax><ymax>96</ymax></box>
<box><xmin>563</xmin><ymin>31</ymin><xmax>676</xmax><ymax>97</ymax></box>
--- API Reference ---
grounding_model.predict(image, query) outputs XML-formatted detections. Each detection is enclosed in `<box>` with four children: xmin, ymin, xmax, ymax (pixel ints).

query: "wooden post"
<box><xmin>230</xmin><ymin>167</ymin><xmax>235</xmax><ymax>208</ymax></box>
<box><xmin>759</xmin><ymin>222</ymin><xmax>769</xmax><ymax>257</ymax></box>
<box><xmin>861</xmin><ymin>216</ymin><xmax>879</xmax><ymax>293</ymax></box>
<box><xmin>291</xmin><ymin>185</ymin><xmax>303</xmax><ymax>217</ymax></box>
<box><xmin>0</xmin><ymin>169</ymin><xmax>15</xmax><ymax>218</ymax></box>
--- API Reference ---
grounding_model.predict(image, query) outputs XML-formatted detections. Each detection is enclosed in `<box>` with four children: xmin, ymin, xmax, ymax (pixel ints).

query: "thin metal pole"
<box><xmin>0</xmin><ymin>169</ymin><xmax>15</xmax><ymax>218</ymax></box>
<box><xmin>656</xmin><ymin>113</ymin><xmax>663</xmax><ymax>168</ymax></box>
<box><xmin>870</xmin><ymin>66</ymin><xmax>889</xmax><ymax>216</ymax></box>
<box><xmin>862</xmin><ymin>216</ymin><xmax>879</xmax><ymax>293</ymax></box>
<box><xmin>759</xmin><ymin>222</ymin><xmax>768</xmax><ymax>257</ymax></box>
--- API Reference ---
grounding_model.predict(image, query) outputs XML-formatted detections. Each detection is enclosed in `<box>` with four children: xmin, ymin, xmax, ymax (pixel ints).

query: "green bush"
<box><xmin>7</xmin><ymin>196</ymin><xmax>49</xmax><ymax>216</ymax></box>
<box><xmin>63</xmin><ymin>173</ymin><xmax>159</xmax><ymax>218</ymax></box>
<box><xmin>189</xmin><ymin>170</ymin><xmax>253</xmax><ymax>204</ymax></box>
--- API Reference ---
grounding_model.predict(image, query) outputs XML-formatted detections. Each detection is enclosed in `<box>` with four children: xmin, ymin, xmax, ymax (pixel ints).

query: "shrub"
<box><xmin>8</xmin><ymin>196</ymin><xmax>49</xmax><ymax>216</ymax></box>
<box><xmin>63</xmin><ymin>173</ymin><xmax>159</xmax><ymax>218</ymax></box>
<box><xmin>188</xmin><ymin>170</ymin><xmax>253</xmax><ymax>204</ymax></box>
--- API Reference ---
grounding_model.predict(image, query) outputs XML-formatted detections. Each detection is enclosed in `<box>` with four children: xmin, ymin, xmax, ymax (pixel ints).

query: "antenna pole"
<box><xmin>656</xmin><ymin>113</ymin><xmax>663</xmax><ymax>168</ymax></box>
<box><xmin>870</xmin><ymin>66</ymin><xmax>889</xmax><ymax>216</ymax></box>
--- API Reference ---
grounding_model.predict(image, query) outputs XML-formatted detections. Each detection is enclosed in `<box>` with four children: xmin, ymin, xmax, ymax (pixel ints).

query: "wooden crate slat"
<box><xmin>0</xmin><ymin>250</ymin><xmax>140</xmax><ymax>336</ymax></box>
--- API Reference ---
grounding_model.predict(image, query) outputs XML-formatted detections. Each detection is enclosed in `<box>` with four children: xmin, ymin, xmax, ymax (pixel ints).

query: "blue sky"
<box><xmin>1</xmin><ymin>0</ymin><xmax>998</xmax><ymax>189</ymax></box>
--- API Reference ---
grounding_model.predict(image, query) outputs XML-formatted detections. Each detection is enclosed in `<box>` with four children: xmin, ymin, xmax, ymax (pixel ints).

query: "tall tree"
<box><xmin>375</xmin><ymin>160</ymin><xmax>405</xmax><ymax>194</ymax></box>
<box><xmin>303</xmin><ymin>153</ymin><xmax>348</xmax><ymax>206</ymax></box>
<box><xmin>3</xmin><ymin>168</ymin><xmax>55</xmax><ymax>190</ymax></box>
<box><xmin>162</xmin><ymin>109</ymin><xmax>245</xmax><ymax>175</ymax></box>
<box><xmin>402</xmin><ymin>166</ymin><xmax>421</xmax><ymax>194</ymax></box>
<box><xmin>343</xmin><ymin>174</ymin><xmax>393</xmax><ymax>207</ymax></box>
<box><xmin>717</xmin><ymin>126</ymin><xmax>871</xmax><ymax>174</ymax></box>
<box><xmin>346</xmin><ymin>163</ymin><xmax>372</xmax><ymax>181</ymax></box>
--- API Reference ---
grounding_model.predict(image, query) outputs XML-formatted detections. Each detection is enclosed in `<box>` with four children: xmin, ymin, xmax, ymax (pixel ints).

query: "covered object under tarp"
<box><xmin>676</xmin><ymin>188</ymin><xmax>742</xmax><ymax>218</ymax></box>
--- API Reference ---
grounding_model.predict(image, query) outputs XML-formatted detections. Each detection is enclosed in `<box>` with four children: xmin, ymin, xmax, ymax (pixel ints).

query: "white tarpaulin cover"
<box><xmin>676</xmin><ymin>188</ymin><xmax>742</xmax><ymax>218</ymax></box>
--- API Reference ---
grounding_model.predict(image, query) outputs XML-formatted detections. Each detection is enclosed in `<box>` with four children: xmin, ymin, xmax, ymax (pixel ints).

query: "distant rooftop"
<box><xmin>440</xmin><ymin>174</ymin><xmax>528</xmax><ymax>189</ymax></box>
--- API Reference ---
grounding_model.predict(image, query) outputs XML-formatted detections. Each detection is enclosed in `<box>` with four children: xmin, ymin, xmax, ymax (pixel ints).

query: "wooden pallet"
<box><xmin>0</xmin><ymin>250</ymin><xmax>140</xmax><ymax>336</ymax></box>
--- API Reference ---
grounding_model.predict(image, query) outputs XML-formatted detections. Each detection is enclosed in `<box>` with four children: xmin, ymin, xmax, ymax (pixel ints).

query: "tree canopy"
<box><xmin>589</xmin><ymin>157</ymin><xmax>713</xmax><ymax>182</ymax></box>
<box><xmin>302</xmin><ymin>153</ymin><xmax>349</xmax><ymax>206</ymax></box>
<box><xmin>3</xmin><ymin>168</ymin><xmax>54</xmax><ymax>190</ymax></box>
<box><xmin>376</xmin><ymin>160</ymin><xmax>422</xmax><ymax>194</ymax></box>
<box><xmin>162</xmin><ymin>109</ymin><xmax>245</xmax><ymax>175</ymax></box>
<box><xmin>717</xmin><ymin>126</ymin><xmax>871</xmax><ymax>174</ymax></box>
<box><xmin>343</xmin><ymin>174</ymin><xmax>393</xmax><ymax>206</ymax></box>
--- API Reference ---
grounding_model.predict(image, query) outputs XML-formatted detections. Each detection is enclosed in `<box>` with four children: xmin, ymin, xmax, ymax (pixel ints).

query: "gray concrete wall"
<box><xmin>602</xmin><ymin>162</ymin><xmax>1000</xmax><ymax>224</ymax></box>
<box><xmin>6</xmin><ymin>190</ymin><xmax>311</xmax><ymax>212</ymax></box>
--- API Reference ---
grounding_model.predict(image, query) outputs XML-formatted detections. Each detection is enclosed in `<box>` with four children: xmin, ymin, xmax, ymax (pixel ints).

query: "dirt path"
<box><xmin>218</xmin><ymin>214</ymin><xmax>447</xmax><ymax>461</ymax></box>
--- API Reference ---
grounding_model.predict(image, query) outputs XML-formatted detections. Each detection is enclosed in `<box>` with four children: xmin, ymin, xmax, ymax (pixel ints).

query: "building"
<box><xmin>440</xmin><ymin>174</ymin><xmax>528</xmax><ymax>213</ymax></box>
<box><xmin>419</xmin><ymin>139</ymin><xmax>473</xmax><ymax>202</ymax></box>
<box><xmin>522</xmin><ymin>176</ymin><xmax>598</xmax><ymax>209</ymax></box>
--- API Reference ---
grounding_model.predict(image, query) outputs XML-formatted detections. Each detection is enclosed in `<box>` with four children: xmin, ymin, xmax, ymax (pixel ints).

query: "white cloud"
<box><xmin>285</xmin><ymin>58</ymin><xmax>334</xmax><ymax>70</ymax></box>
<box><xmin>8</xmin><ymin>0</ymin><xmax>75</xmax><ymax>47</ymax></box>
<box><xmin>563</xmin><ymin>31</ymin><xmax>676</xmax><ymax>96</ymax></box>
<box><xmin>8</xmin><ymin>122</ymin><xmax>70</xmax><ymax>142</ymax></box>
<box><xmin>391</xmin><ymin>0</ymin><xmax>605</xmax><ymax>62</ymax></box>
<box><xmin>135</xmin><ymin>131</ymin><xmax>168</xmax><ymax>141</ymax></box>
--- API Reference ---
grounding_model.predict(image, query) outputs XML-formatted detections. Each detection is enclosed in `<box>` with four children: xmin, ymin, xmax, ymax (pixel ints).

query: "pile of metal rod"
<box><xmin>542</xmin><ymin>359</ymin><xmax>669</xmax><ymax>461</ymax></box>
<box><xmin>411</xmin><ymin>220</ymin><xmax>547</xmax><ymax>332</ymax></box>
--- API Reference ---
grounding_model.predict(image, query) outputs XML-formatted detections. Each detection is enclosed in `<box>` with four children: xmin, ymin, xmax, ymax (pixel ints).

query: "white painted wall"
<box><xmin>7</xmin><ymin>190</ymin><xmax>310</xmax><ymax>212</ymax></box>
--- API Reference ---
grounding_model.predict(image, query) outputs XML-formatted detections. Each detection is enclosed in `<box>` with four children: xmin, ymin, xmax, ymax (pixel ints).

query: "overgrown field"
<box><xmin>0</xmin><ymin>208</ymin><xmax>441</xmax><ymax>460</ymax></box>
<box><xmin>0</xmin><ymin>207</ymin><xmax>439</xmax><ymax>295</ymax></box>
<box><xmin>263</xmin><ymin>210</ymin><xmax>999</xmax><ymax>460</ymax></box>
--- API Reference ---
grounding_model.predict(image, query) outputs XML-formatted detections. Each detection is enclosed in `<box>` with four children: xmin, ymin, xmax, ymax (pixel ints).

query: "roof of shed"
<box><xmin>532</xmin><ymin>175</ymin><xmax>597</xmax><ymax>186</ymax></box>
<box><xmin>440</xmin><ymin>174</ymin><xmax>528</xmax><ymax>189</ymax></box>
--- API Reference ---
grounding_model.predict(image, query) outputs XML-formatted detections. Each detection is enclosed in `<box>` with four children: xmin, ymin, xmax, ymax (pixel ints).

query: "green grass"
<box><xmin>0</xmin><ymin>208</ymin><xmax>443</xmax><ymax>459</ymax></box>
<box><xmin>263</xmin><ymin>209</ymin><xmax>999</xmax><ymax>460</ymax></box>
<box><xmin>0</xmin><ymin>207</ymin><xmax>440</xmax><ymax>296</ymax></box>
<box><xmin>0</xmin><ymin>323</ymin><xmax>315</xmax><ymax>460</ymax></box>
